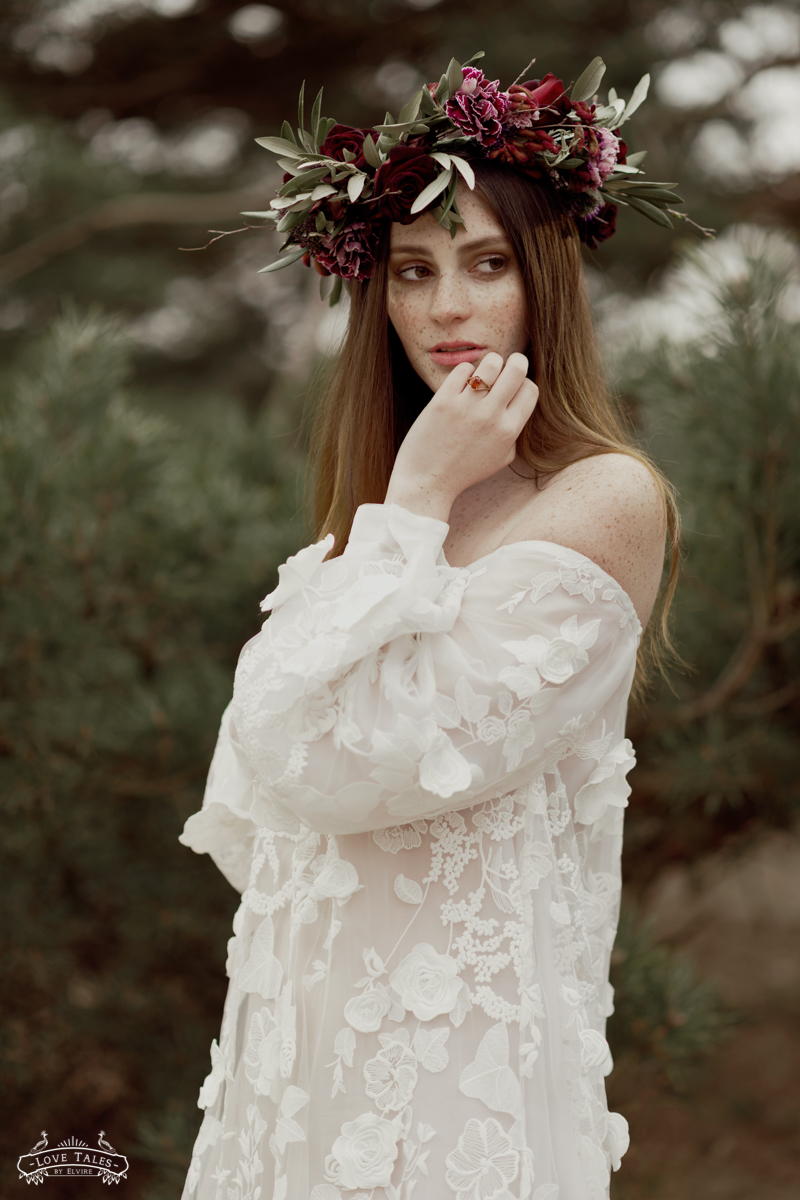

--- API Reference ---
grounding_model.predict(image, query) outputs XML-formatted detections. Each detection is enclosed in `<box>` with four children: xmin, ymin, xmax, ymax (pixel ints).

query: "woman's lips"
<box><xmin>429</xmin><ymin>343</ymin><xmax>487</xmax><ymax>366</ymax></box>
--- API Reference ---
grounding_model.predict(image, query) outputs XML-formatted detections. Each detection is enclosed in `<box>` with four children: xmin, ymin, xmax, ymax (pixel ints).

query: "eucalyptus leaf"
<box><xmin>410</xmin><ymin>166</ymin><xmax>453</xmax><ymax>214</ymax></box>
<box><xmin>255</xmin><ymin>136</ymin><xmax>302</xmax><ymax>157</ymax></box>
<box><xmin>258</xmin><ymin>246</ymin><xmax>307</xmax><ymax>274</ymax></box>
<box><xmin>618</xmin><ymin>74</ymin><xmax>650</xmax><ymax>125</ymax></box>
<box><xmin>570</xmin><ymin>57</ymin><xmax>606</xmax><ymax>103</ymax></box>
<box><xmin>447</xmin><ymin>57</ymin><xmax>464</xmax><ymax>96</ymax></box>
<box><xmin>623</xmin><ymin>194</ymin><xmax>674</xmax><ymax>227</ymax></box>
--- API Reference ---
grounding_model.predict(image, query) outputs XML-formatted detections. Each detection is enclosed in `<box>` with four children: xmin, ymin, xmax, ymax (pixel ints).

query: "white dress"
<box><xmin>179</xmin><ymin>503</ymin><xmax>640</xmax><ymax>1200</ymax></box>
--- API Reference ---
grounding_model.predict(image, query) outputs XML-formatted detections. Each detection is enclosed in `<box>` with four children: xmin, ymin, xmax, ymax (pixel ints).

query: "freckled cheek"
<box><xmin>387</xmin><ymin>291</ymin><xmax>429</xmax><ymax>364</ymax></box>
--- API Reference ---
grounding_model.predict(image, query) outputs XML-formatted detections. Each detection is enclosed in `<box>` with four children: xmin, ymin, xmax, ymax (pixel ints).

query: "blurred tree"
<box><xmin>615</xmin><ymin>225</ymin><xmax>800</xmax><ymax>881</ymax></box>
<box><xmin>0</xmin><ymin>307</ymin><xmax>305</xmax><ymax>1197</ymax></box>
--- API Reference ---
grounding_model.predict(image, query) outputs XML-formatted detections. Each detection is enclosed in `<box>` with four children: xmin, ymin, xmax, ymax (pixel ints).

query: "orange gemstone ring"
<box><xmin>468</xmin><ymin>375</ymin><xmax>491</xmax><ymax>392</ymax></box>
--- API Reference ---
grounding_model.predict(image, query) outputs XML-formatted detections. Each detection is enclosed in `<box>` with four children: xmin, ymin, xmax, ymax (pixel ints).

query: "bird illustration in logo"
<box><xmin>97</xmin><ymin>1131</ymin><xmax>118</xmax><ymax>1154</ymax></box>
<box><xmin>29</xmin><ymin>1132</ymin><xmax>48</xmax><ymax>1154</ymax></box>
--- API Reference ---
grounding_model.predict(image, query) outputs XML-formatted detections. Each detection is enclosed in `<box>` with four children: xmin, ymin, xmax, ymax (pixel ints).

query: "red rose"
<box><xmin>320</xmin><ymin>124</ymin><xmax>367</xmax><ymax>169</ymax></box>
<box><xmin>373</xmin><ymin>146</ymin><xmax>439</xmax><ymax>224</ymax></box>
<box><xmin>519</xmin><ymin>73</ymin><xmax>567</xmax><ymax>114</ymax></box>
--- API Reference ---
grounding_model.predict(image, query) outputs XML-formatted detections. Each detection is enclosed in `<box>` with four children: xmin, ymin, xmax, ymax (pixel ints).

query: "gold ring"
<box><xmin>468</xmin><ymin>375</ymin><xmax>491</xmax><ymax>392</ymax></box>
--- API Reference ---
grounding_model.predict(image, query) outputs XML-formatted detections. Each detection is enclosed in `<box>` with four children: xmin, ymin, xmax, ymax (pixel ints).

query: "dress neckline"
<box><xmin>443</xmin><ymin>538</ymin><xmax>642</xmax><ymax>631</ymax></box>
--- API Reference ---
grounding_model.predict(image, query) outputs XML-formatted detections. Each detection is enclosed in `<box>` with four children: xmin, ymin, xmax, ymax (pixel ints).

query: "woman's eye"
<box><xmin>398</xmin><ymin>264</ymin><xmax>431</xmax><ymax>281</ymax></box>
<box><xmin>476</xmin><ymin>256</ymin><xmax>507</xmax><ymax>274</ymax></box>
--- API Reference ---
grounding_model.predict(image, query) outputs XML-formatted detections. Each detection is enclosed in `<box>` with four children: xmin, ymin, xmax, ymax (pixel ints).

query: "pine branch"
<box><xmin>0</xmin><ymin>187</ymin><xmax>267</xmax><ymax>285</ymax></box>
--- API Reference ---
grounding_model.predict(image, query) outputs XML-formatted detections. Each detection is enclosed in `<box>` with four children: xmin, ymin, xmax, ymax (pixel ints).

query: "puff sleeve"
<box><xmin>182</xmin><ymin>502</ymin><xmax>641</xmax><ymax>851</ymax></box>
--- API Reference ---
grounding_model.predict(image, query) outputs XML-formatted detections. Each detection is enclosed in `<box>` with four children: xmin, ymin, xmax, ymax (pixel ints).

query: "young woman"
<box><xmin>180</xmin><ymin>60</ymin><xmax>682</xmax><ymax>1200</ymax></box>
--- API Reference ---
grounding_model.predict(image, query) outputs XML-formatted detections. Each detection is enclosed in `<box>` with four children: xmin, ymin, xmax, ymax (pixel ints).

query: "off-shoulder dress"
<box><xmin>179</xmin><ymin>502</ymin><xmax>641</xmax><ymax>1200</ymax></box>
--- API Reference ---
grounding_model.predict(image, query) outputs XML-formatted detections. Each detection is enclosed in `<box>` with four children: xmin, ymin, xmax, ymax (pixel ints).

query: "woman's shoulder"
<box><xmin>511</xmin><ymin>452</ymin><xmax>667</xmax><ymax>626</ymax></box>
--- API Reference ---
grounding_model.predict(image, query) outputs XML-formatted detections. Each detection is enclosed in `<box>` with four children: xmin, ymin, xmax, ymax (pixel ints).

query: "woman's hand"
<box><xmin>384</xmin><ymin>351</ymin><xmax>539</xmax><ymax>522</ymax></box>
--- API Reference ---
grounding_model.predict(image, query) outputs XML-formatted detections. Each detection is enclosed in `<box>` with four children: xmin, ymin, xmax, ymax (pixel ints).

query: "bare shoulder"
<box><xmin>512</xmin><ymin>452</ymin><xmax>667</xmax><ymax>626</ymax></box>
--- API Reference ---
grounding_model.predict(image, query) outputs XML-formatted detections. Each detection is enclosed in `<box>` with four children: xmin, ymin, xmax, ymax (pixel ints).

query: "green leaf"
<box><xmin>450</xmin><ymin>155</ymin><xmax>475</xmax><ymax>189</ymax></box>
<box><xmin>346</xmin><ymin>172</ymin><xmax>367</xmax><ymax>202</ymax></box>
<box><xmin>315</xmin><ymin>210</ymin><xmax>328</xmax><ymax>233</ymax></box>
<box><xmin>623</xmin><ymin>195</ymin><xmax>674</xmax><ymax>227</ymax></box>
<box><xmin>258</xmin><ymin>246</ymin><xmax>307</xmax><ymax>274</ymax></box>
<box><xmin>279</xmin><ymin>166</ymin><xmax>330</xmax><ymax>196</ymax></box>
<box><xmin>362</xmin><ymin>135</ymin><xmax>382</xmax><ymax>169</ymax></box>
<box><xmin>419</xmin><ymin>86</ymin><xmax>438</xmax><ymax>117</ymax></box>
<box><xmin>240</xmin><ymin>209</ymin><xmax>276</xmax><ymax>220</ymax></box>
<box><xmin>310</xmin><ymin>86</ymin><xmax>324</xmax><ymax>148</ymax></box>
<box><xmin>625</xmin><ymin>150</ymin><xmax>648</xmax><ymax>167</ymax></box>
<box><xmin>328</xmin><ymin>275</ymin><xmax>343</xmax><ymax>306</ymax></box>
<box><xmin>297</xmin><ymin>80</ymin><xmax>306</xmax><ymax>137</ymax></box>
<box><xmin>318</xmin><ymin>116</ymin><xmax>337</xmax><ymax>144</ymax></box>
<box><xmin>435</xmin><ymin>174</ymin><xmax>459</xmax><ymax>224</ymax></box>
<box><xmin>461</xmin><ymin>50</ymin><xmax>485</xmax><ymax>69</ymax></box>
<box><xmin>436</xmin><ymin>72</ymin><xmax>450</xmax><ymax>106</ymax></box>
<box><xmin>373</xmin><ymin>119</ymin><xmax>428</xmax><ymax>135</ymax></box>
<box><xmin>398</xmin><ymin>89</ymin><xmax>423</xmax><ymax>125</ymax></box>
<box><xmin>571</xmin><ymin>56</ymin><xmax>606</xmax><ymax>103</ymax></box>
<box><xmin>280</xmin><ymin>121</ymin><xmax>297</xmax><ymax>146</ymax></box>
<box><xmin>410</xmin><ymin>166</ymin><xmax>453</xmax><ymax>215</ymax></box>
<box><xmin>618</xmin><ymin>74</ymin><xmax>650</xmax><ymax>125</ymax></box>
<box><xmin>255</xmin><ymin>136</ymin><xmax>302</xmax><ymax>157</ymax></box>
<box><xmin>446</xmin><ymin>57</ymin><xmax>464</xmax><ymax>96</ymax></box>
<box><xmin>276</xmin><ymin>208</ymin><xmax>310</xmax><ymax>232</ymax></box>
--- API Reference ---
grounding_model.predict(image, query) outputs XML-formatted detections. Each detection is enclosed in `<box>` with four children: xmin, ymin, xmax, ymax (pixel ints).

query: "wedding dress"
<box><xmin>179</xmin><ymin>503</ymin><xmax>639</xmax><ymax>1200</ymax></box>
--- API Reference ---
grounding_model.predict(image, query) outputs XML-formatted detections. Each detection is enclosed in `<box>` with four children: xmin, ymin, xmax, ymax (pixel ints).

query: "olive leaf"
<box><xmin>570</xmin><ymin>57</ymin><xmax>606</xmax><ymax>103</ymax></box>
<box><xmin>255</xmin><ymin>136</ymin><xmax>302</xmax><ymax>157</ymax></box>
<box><xmin>618</xmin><ymin>74</ymin><xmax>650</xmax><ymax>125</ymax></box>
<box><xmin>411</xmin><ymin>166</ymin><xmax>453</xmax><ymax>214</ymax></box>
<box><xmin>362</xmin><ymin>135</ymin><xmax>382</xmax><ymax>169</ymax></box>
<box><xmin>258</xmin><ymin>246</ymin><xmax>307</xmax><ymax>274</ymax></box>
<box><xmin>622</xmin><ymin>195</ymin><xmax>674</xmax><ymax>227</ymax></box>
<box><xmin>310</xmin><ymin>86</ymin><xmax>324</xmax><ymax>148</ymax></box>
<box><xmin>446</xmin><ymin>57</ymin><xmax>464</xmax><ymax>96</ymax></box>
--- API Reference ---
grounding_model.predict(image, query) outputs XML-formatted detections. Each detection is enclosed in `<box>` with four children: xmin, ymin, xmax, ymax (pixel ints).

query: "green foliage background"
<box><xmin>1</xmin><ymin>2</ymin><xmax>799</xmax><ymax>1197</ymax></box>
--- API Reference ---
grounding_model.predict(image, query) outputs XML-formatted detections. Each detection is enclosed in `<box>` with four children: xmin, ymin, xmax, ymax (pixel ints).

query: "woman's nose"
<box><xmin>428</xmin><ymin>269</ymin><xmax>471</xmax><ymax>324</ymax></box>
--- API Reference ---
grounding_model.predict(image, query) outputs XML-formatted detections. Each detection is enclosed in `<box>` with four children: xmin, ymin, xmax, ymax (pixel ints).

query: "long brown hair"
<box><xmin>309</xmin><ymin>159</ymin><xmax>680</xmax><ymax>695</ymax></box>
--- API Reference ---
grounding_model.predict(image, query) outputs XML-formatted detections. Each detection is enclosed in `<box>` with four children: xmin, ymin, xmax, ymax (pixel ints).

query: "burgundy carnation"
<box><xmin>373</xmin><ymin>145</ymin><xmax>439</xmax><ymax>224</ymax></box>
<box><xmin>313</xmin><ymin>219</ymin><xmax>378</xmax><ymax>281</ymax></box>
<box><xmin>578</xmin><ymin>202</ymin><xmax>617</xmax><ymax>249</ymax></box>
<box><xmin>320</xmin><ymin>123</ymin><xmax>367</xmax><ymax>168</ymax></box>
<box><xmin>444</xmin><ymin>66</ymin><xmax>511</xmax><ymax>148</ymax></box>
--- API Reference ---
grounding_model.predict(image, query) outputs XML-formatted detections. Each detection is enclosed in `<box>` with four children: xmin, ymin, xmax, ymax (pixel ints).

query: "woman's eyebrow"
<box><xmin>389</xmin><ymin>235</ymin><xmax>511</xmax><ymax>256</ymax></box>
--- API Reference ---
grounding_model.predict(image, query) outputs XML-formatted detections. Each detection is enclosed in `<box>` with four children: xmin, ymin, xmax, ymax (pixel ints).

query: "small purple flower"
<box><xmin>445</xmin><ymin>67</ymin><xmax>512</xmax><ymax>148</ymax></box>
<box><xmin>314</xmin><ymin>219</ymin><xmax>378</xmax><ymax>282</ymax></box>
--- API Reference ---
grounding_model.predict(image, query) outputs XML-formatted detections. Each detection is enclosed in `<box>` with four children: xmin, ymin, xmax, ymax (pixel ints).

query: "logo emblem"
<box><xmin>18</xmin><ymin>1130</ymin><xmax>129</xmax><ymax>1185</ymax></box>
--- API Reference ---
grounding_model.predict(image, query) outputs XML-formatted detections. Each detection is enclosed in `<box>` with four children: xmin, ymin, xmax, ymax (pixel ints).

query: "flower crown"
<box><xmin>247</xmin><ymin>52</ymin><xmax>701</xmax><ymax>304</ymax></box>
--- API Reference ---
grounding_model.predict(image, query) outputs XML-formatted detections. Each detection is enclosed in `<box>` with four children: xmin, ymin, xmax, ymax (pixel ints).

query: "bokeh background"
<box><xmin>1</xmin><ymin>2</ymin><xmax>799</xmax><ymax>1197</ymax></box>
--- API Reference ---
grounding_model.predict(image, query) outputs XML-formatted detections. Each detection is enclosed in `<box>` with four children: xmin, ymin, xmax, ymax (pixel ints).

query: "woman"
<box><xmin>180</xmin><ymin>58</ymin><xmax>683</xmax><ymax>1200</ymax></box>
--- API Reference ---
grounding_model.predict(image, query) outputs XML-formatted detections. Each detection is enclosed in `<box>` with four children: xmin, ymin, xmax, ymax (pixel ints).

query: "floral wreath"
<box><xmin>246</xmin><ymin>52</ymin><xmax>709</xmax><ymax>303</ymax></box>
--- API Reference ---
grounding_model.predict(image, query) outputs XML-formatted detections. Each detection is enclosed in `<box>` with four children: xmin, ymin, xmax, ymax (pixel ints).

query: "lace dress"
<box><xmin>179</xmin><ymin>503</ymin><xmax>640</xmax><ymax>1200</ymax></box>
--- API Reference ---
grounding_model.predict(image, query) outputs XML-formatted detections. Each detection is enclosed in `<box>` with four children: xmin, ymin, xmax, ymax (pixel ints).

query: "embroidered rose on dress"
<box><xmin>344</xmin><ymin>984</ymin><xmax>392</xmax><ymax>1033</ymax></box>
<box><xmin>444</xmin><ymin>1116</ymin><xmax>520</xmax><ymax>1199</ymax></box>
<box><xmin>327</xmin><ymin>1111</ymin><xmax>399</xmax><ymax>1190</ymax></box>
<box><xmin>573</xmin><ymin>738</ymin><xmax>635</xmax><ymax>826</ymax></box>
<box><xmin>243</xmin><ymin>985</ymin><xmax>297</xmax><ymax>1101</ymax></box>
<box><xmin>390</xmin><ymin>942</ymin><xmax>469</xmax><ymax>1022</ymax></box>
<box><xmin>310</xmin><ymin>851</ymin><xmax>362</xmax><ymax>903</ymax></box>
<box><xmin>501</xmin><ymin>614</ymin><xmax>601</xmax><ymax>697</ymax></box>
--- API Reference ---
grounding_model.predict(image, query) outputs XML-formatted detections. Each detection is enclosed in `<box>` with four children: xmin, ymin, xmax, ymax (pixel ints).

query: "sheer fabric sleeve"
<box><xmin>183</xmin><ymin>502</ymin><xmax>641</xmax><ymax>847</ymax></box>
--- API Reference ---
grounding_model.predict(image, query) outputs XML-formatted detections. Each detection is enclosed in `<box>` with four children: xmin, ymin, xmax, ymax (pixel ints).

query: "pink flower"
<box><xmin>444</xmin><ymin>67</ymin><xmax>511</xmax><ymax>148</ymax></box>
<box><xmin>313</xmin><ymin>219</ymin><xmax>378</xmax><ymax>281</ymax></box>
<box><xmin>585</xmin><ymin>127</ymin><xmax>621</xmax><ymax>187</ymax></box>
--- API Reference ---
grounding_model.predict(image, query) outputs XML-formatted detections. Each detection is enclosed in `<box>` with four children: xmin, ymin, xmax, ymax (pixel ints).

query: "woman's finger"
<box><xmin>464</xmin><ymin>351</ymin><xmax>504</xmax><ymax>394</ymax></box>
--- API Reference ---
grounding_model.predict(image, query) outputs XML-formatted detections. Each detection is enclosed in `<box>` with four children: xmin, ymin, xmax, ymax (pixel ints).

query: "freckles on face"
<box><xmin>386</xmin><ymin>185</ymin><xmax>529</xmax><ymax>392</ymax></box>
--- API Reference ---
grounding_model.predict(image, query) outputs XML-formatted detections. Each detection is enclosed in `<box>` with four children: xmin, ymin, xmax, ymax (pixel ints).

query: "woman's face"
<box><xmin>386</xmin><ymin>184</ymin><xmax>529</xmax><ymax>393</ymax></box>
